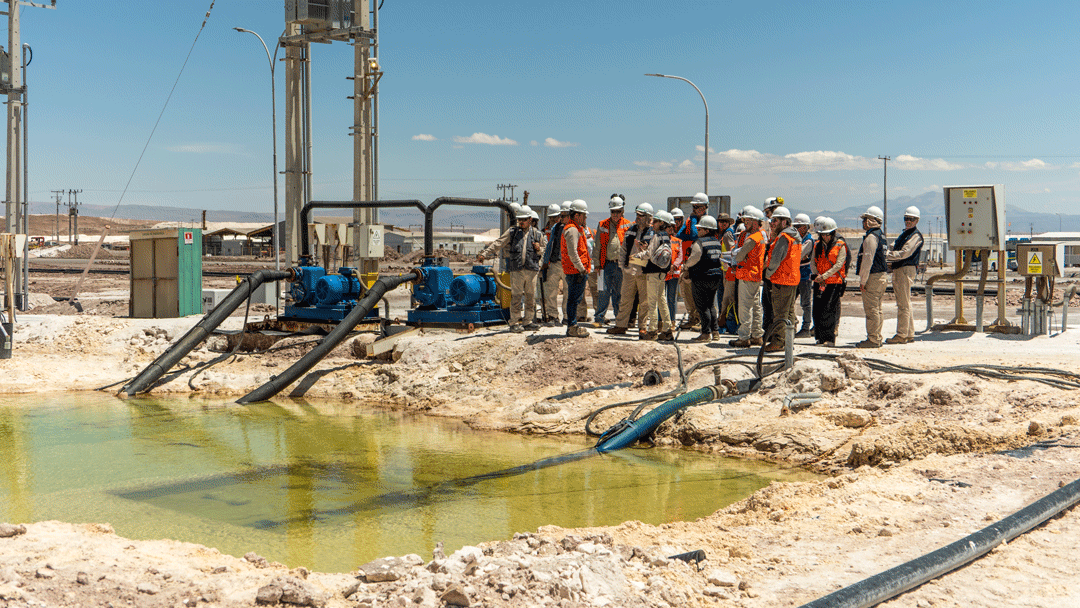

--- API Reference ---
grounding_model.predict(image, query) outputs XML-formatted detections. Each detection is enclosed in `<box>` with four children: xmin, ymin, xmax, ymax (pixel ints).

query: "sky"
<box><xmin>13</xmin><ymin>0</ymin><xmax>1080</xmax><ymax>223</ymax></box>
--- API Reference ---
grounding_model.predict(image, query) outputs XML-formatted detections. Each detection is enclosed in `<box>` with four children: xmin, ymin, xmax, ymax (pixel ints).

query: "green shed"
<box><xmin>129</xmin><ymin>228</ymin><xmax>203</xmax><ymax>318</ymax></box>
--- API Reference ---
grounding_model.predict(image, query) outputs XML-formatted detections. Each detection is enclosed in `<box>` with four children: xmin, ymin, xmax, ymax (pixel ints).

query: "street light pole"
<box><xmin>645</xmin><ymin>73</ymin><xmax>709</xmax><ymax>196</ymax></box>
<box><xmin>878</xmin><ymin>155</ymin><xmax>890</xmax><ymax>237</ymax></box>
<box><xmin>234</xmin><ymin>27</ymin><xmax>281</xmax><ymax>309</ymax></box>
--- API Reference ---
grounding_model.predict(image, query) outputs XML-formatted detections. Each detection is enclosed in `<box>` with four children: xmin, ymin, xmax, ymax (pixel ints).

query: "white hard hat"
<box><xmin>670</xmin><ymin>207</ymin><xmax>684</xmax><ymax>218</ymax></box>
<box><xmin>904</xmin><ymin>206</ymin><xmax>921</xmax><ymax>219</ymax></box>
<box><xmin>747</xmin><ymin>207</ymin><xmax>765</xmax><ymax>221</ymax></box>
<box><xmin>654</xmin><ymin>210</ymin><xmax>674</xmax><ymax>225</ymax></box>
<box><xmin>739</xmin><ymin>205</ymin><xmax>755</xmax><ymax>218</ymax></box>
<box><xmin>609</xmin><ymin>195</ymin><xmax>625</xmax><ymax>210</ymax></box>
<box><xmin>561</xmin><ymin>201</ymin><xmax>572</xmax><ymax>211</ymax></box>
<box><xmin>635</xmin><ymin>202</ymin><xmax>654</xmax><ymax>216</ymax></box>
<box><xmin>691</xmin><ymin>192</ymin><xmax>709</xmax><ymax>206</ymax></box>
<box><xmin>548</xmin><ymin>203</ymin><xmax>562</xmax><ymax>217</ymax></box>
<box><xmin>814</xmin><ymin>217</ymin><xmax>837</xmax><ymax>233</ymax></box>
<box><xmin>515</xmin><ymin>208</ymin><xmax>531</xmax><ymax>219</ymax></box>
<box><xmin>697</xmin><ymin>215</ymin><xmax>718</xmax><ymax>230</ymax></box>
<box><xmin>764</xmin><ymin>196</ymin><xmax>784</xmax><ymax>210</ymax></box>
<box><xmin>570</xmin><ymin>200</ymin><xmax>589</xmax><ymax>215</ymax></box>
<box><xmin>770</xmin><ymin>206</ymin><xmax>791</xmax><ymax>220</ymax></box>
<box><xmin>793</xmin><ymin>213</ymin><xmax>811</xmax><ymax>226</ymax></box>
<box><xmin>861</xmin><ymin>205</ymin><xmax>884</xmax><ymax>222</ymax></box>
<box><xmin>510</xmin><ymin>202</ymin><xmax>522</xmax><ymax>213</ymax></box>
<box><xmin>813</xmin><ymin>215</ymin><xmax>826</xmax><ymax>226</ymax></box>
<box><xmin>529</xmin><ymin>209</ymin><xmax>539</xmax><ymax>220</ymax></box>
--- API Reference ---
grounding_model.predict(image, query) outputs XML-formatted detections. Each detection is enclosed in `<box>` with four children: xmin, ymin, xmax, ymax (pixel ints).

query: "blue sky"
<box><xmin>17</xmin><ymin>0</ymin><xmax>1080</xmax><ymax>221</ymax></box>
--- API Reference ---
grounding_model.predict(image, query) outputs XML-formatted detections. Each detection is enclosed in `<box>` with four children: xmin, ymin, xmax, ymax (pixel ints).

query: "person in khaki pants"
<box><xmin>607</xmin><ymin>202</ymin><xmax>655</xmax><ymax>336</ymax></box>
<box><xmin>856</xmin><ymin>206</ymin><xmax>888</xmax><ymax>348</ymax></box>
<box><xmin>886</xmin><ymin>206</ymin><xmax>923</xmax><ymax>344</ymax></box>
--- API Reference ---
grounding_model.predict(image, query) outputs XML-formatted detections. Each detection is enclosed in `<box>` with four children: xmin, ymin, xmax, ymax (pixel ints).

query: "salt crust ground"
<box><xmin>1</xmin><ymin>294</ymin><xmax>1079</xmax><ymax>607</ymax></box>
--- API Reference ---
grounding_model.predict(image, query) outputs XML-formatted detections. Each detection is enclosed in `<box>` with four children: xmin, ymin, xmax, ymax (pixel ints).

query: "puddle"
<box><xmin>0</xmin><ymin>393</ymin><xmax>818</xmax><ymax>572</ymax></box>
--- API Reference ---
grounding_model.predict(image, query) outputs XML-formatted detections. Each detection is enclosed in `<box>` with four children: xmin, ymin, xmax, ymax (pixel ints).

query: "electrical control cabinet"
<box><xmin>285</xmin><ymin>0</ymin><xmax>353</xmax><ymax>30</ymax></box>
<box><xmin>944</xmin><ymin>185</ymin><xmax>1006</xmax><ymax>250</ymax></box>
<box><xmin>1016</xmin><ymin>243</ymin><xmax>1063</xmax><ymax>277</ymax></box>
<box><xmin>356</xmin><ymin>224</ymin><xmax>384</xmax><ymax>259</ymax></box>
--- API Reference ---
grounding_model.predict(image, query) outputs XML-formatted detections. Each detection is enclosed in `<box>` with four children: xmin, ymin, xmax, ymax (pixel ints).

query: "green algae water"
<box><xmin>0</xmin><ymin>393</ymin><xmax>816</xmax><ymax>572</ymax></box>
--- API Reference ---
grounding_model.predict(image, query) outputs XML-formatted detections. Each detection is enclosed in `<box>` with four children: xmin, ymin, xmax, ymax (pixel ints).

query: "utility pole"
<box><xmin>66</xmin><ymin>188</ymin><xmax>80</xmax><ymax>245</ymax></box>
<box><xmin>878</xmin><ymin>155</ymin><xmax>890</xmax><ymax>236</ymax></box>
<box><xmin>496</xmin><ymin>183</ymin><xmax>518</xmax><ymax>202</ymax></box>
<box><xmin>51</xmin><ymin>188</ymin><xmax>61</xmax><ymax>241</ymax></box>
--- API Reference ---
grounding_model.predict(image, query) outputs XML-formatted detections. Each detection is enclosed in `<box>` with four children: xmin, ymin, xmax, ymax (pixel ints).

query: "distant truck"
<box><xmin>28</xmin><ymin>236</ymin><xmax>45</xmax><ymax>249</ymax></box>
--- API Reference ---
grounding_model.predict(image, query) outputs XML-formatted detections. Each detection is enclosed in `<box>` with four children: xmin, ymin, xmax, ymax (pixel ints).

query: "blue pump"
<box><xmin>407</xmin><ymin>263</ymin><xmax>509</xmax><ymax>326</ymax></box>
<box><xmin>282</xmin><ymin>266</ymin><xmax>376</xmax><ymax>323</ymax></box>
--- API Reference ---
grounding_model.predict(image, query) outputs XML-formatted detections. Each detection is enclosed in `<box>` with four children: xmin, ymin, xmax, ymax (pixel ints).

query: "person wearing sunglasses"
<box><xmin>885</xmin><ymin>206</ymin><xmax>924</xmax><ymax>345</ymax></box>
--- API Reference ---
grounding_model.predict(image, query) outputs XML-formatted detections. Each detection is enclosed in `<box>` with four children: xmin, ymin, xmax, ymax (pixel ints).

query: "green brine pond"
<box><xmin>0</xmin><ymin>393</ymin><xmax>817</xmax><ymax>572</ymax></box>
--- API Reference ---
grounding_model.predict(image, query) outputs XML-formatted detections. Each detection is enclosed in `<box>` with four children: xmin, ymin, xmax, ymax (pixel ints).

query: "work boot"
<box><xmin>855</xmin><ymin>339</ymin><xmax>881</xmax><ymax>349</ymax></box>
<box><xmin>606</xmin><ymin>326</ymin><xmax>627</xmax><ymax>335</ymax></box>
<box><xmin>523</xmin><ymin>322</ymin><xmax>540</xmax><ymax>331</ymax></box>
<box><xmin>795</xmin><ymin>327</ymin><xmax>812</xmax><ymax>338</ymax></box>
<box><xmin>567</xmin><ymin>325</ymin><xmax>589</xmax><ymax>338</ymax></box>
<box><xmin>750</xmin><ymin>337</ymin><xmax>763</xmax><ymax>346</ymax></box>
<box><xmin>690</xmin><ymin>333</ymin><xmax>711</xmax><ymax>343</ymax></box>
<box><xmin>728</xmin><ymin>338</ymin><xmax>750</xmax><ymax>348</ymax></box>
<box><xmin>639</xmin><ymin>331</ymin><xmax>657</xmax><ymax>341</ymax></box>
<box><xmin>764</xmin><ymin>342</ymin><xmax>785</xmax><ymax>352</ymax></box>
<box><xmin>509</xmin><ymin>324</ymin><xmax>524</xmax><ymax>333</ymax></box>
<box><xmin>679</xmin><ymin>319</ymin><xmax>699</xmax><ymax>331</ymax></box>
<box><xmin>710</xmin><ymin>331</ymin><xmax>721</xmax><ymax>341</ymax></box>
<box><xmin>657</xmin><ymin>330</ymin><xmax>674</xmax><ymax>342</ymax></box>
<box><xmin>885</xmin><ymin>335</ymin><xmax>906</xmax><ymax>345</ymax></box>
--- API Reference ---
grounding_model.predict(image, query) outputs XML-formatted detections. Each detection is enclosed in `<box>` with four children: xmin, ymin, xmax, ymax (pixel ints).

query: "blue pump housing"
<box><xmin>408</xmin><ymin>264</ymin><xmax>509</xmax><ymax>325</ymax></box>
<box><xmin>282</xmin><ymin>266</ymin><xmax>378</xmax><ymax>323</ymax></box>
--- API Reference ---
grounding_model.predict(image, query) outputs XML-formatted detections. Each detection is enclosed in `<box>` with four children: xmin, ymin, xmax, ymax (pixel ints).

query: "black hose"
<box><xmin>798</xmin><ymin>476</ymin><xmax>1080</xmax><ymax>608</ymax></box>
<box><xmin>425</xmin><ymin>197</ymin><xmax>510</xmax><ymax>258</ymax></box>
<box><xmin>299</xmin><ymin>200</ymin><xmax>426</xmax><ymax>260</ymax></box>
<box><xmin>236</xmin><ymin>271</ymin><xmax>417</xmax><ymax>404</ymax></box>
<box><xmin>120</xmin><ymin>269</ymin><xmax>292</xmax><ymax>396</ymax></box>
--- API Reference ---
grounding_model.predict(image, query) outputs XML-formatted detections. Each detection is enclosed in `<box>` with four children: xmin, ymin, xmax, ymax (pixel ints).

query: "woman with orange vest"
<box><xmin>762</xmin><ymin>207</ymin><xmax>803</xmax><ymax>352</ymax></box>
<box><xmin>560</xmin><ymin>200</ymin><xmax>592</xmax><ymax>338</ymax></box>
<box><xmin>811</xmin><ymin>217</ymin><xmax>848</xmax><ymax>347</ymax></box>
<box><xmin>729</xmin><ymin>206</ymin><xmax>767</xmax><ymax>348</ymax></box>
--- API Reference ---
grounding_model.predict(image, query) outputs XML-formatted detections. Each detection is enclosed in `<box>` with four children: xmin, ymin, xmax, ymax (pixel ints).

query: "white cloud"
<box><xmin>452</xmin><ymin>132</ymin><xmax>518</xmax><ymax>146</ymax></box>
<box><xmin>984</xmin><ymin>158</ymin><xmax>1049</xmax><ymax>171</ymax></box>
<box><xmin>633</xmin><ymin>160</ymin><xmax>674</xmax><ymax>169</ymax></box>
<box><xmin>695</xmin><ymin>145</ymin><xmax>716</xmax><ymax>153</ymax></box>
<box><xmin>678</xmin><ymin>159</ymin><xmax>696</xmax><ymax>170</ymax></box>
<box><xmin>168</xmin><ymin>143</ymin><xmax>243</xmax><ymax>155</ymax></box>
<box><xmin>411</xmin><ymin>134</ymin><xmax>437</xmax><ymax>141</ymax></box>
<box><xmin>544</xmin><ymin>137</ymin><xmax>578</xmax><ymax>148</ymax></box>
<box><xmin>892</xmin><ymin>155</ymin><xmax>964</xmax><ymax>171</ymax></box>
<box><xmin>530</xmin><ymin>140</ymin><xmax>539</xmax><ymax>146</ymax></box>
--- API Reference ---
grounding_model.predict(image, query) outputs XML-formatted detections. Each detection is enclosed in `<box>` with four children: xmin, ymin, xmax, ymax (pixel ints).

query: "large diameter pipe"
<box><xmin>425</xmin><ymin>197</ymin><xmax>511</xmax><ymax>258</ymax></box>
<box><xmin>236</xmin><ymin>271</ymin><xmax>417</xmax><ymax>404</ymax></box>
<box><xmin>121</xmin><ymin>269</ymin><xmax>292</xmax><ymax>396</ymax></box>
<box><xmin>595</xmin><ymin>385</ymin><xmax>720</xmax><ymax>453</ymax></box>
<box><xmin>974</xmin><ymin>248</ymin><xmax>990</xmax><ymax>332</ymax></box>
<box><xmin>1055</xmin><ymin>285</ymin><xmax>1077</xmax><ymax>333</ymax></box>
<box><xmin>925</xmin><ymin>250</ymin><xmax>972</xmax><ymax>332</ymax></box>
<box><xmin>797</xmin><ymin>476</ymin><xmax>1080</xmax><ymax>608</ymax></box>
<box><xmin>299</xmin><ymin>200</ymin><xmax>426</xmax><ymax>260</ymax></box>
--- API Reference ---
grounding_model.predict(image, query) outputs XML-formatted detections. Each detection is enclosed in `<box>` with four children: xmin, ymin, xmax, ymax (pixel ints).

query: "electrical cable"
<box><xmin>105</xmin><ymin>1</ymin><xmax>217</xmax><ymax>222</ymax></box>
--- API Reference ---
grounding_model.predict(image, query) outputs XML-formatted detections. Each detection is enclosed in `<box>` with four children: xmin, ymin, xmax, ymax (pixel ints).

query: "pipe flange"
<box><xmin>643</xmin><ymin>369</ymin><xmax>664</xmax><ymax>386</ymax></box>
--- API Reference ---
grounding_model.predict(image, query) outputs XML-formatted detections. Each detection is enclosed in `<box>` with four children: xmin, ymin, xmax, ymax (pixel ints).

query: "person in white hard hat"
<box><xmin>540</xmin><ymin>203</ymin><xmax>573</xmax><ymax>324</ymax></box>
<box><xmin>571</xmin><ymin>199</ymin><xmax>598</xmax><ymax>323</ymax></box>
<box><xmin>811</xmin><ymin>217</ymin><xmax>848</xmax><ymax>347</ymax></box>
<box><xmin>885</xmin><ymin>206</ymin><xmax>923</xmax><ymax>344</ymax></box>
<box><xmin>856</xmin><ymin>205</ymin><xmax>888</xmax><ymax>348</ymax></box>
<box><xmin>728</xmin><ymin>206</ymin><xmax>767</xmax><ymax>348</ymax></box>
<box><xmin>763</xmin><ymin>196</ymin><xmax>784</xmax><ymax>219</ymax></box>
<box><xmin>595</xmin><ymin>194</ymin><xmax>631</xmax><ymax>324</ymax></box>
<box><xmin>477</xmin><ymin>206</ymin><xmax>547</xmax><ymax>332</ymax></box>
<box><xmin>560</xmin><ymin>200</ymin><xmax>592</xmax><ymax>337</ymax></box>
<box><xmin>666</xmin><ymin>207</ymin><xmax>686</xmax><ymax>323</ymax></box>
<box><xmin>762</xmin><ymin>207</ymin><xmax>802</xmax><ymax>352</ymax></box>
<box><xmin>607</xmin><ymin>202</ymin><xmax>655</xmax><ymax>336</ymax></box>
<box><xmin>640</xmin><ymin>210</ymin><xmax>675</xmax><ymax>341</ymax></box>
<box><xmin>793</xmin><ymin>213</ymin><xmax>815</xmax><ymax>338</ymax></box>
<box><xmin>684</xmin><ymin>215</ymin><xmax>725</xmax><ymax>342</ymax></box>
<box><xmin>676</xmin><ymin>194</ymin><xmax>711</xmax><ymax>330</ymax></box>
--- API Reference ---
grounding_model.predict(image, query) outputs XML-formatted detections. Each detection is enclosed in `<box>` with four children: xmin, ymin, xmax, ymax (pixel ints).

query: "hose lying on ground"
<box><xmin>236</xmin><ymin>271</ymin><xmax>417</xmax><ymax>404</ymax></box>
<box><xmin>797</xmin><ymin>476</ymin><xmax>1080</xmax><ymax>608</ymax></box>
<box><xmin>120</xmin><ymin>269</ymin><xmax>292</xmax><ymax>396</ymax></box>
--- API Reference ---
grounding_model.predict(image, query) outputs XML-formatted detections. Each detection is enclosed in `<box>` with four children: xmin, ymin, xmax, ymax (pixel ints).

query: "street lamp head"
<box><xmin>644</xmin><ymin>73</ymin><xmax>666</xmax><ymax>78</ymax></box>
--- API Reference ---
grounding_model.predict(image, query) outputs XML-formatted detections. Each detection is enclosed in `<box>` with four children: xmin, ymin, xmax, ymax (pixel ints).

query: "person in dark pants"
<box><xmin>763</xmin><ymin>207</ymin><xmax>802</xmax><ymax>352</ymax></box>
<box><xmin>811</xmin><ymin>217</ymin><xmax>848</xmax><ymax>347</ymax></box>
<box><xmin>684</xmin><ymin>216</ymin><xmax>725</xmax><ymax>342</ymax></box>
<box><xmin>561</xmin><ymin>200</ymin><xmax>592</xmax><ymax>337</ymax></box>
<box><xmin>793</xmin><ymin>213</ymin><xmax>815</xmax><ymax>337</ymax></box>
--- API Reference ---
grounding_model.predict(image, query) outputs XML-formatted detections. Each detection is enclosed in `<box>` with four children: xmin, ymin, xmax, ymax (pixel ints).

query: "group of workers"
<box><xmin>478</xmin><ymin>193</ymin><xmax>923</xmax><ymax>349</ymax></box>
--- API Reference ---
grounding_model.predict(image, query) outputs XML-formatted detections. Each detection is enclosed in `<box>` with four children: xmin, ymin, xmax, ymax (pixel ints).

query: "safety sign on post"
<box><xmin>184</xmin><ymin>231</ymin><xmax>194</xmax><ymax>245</ymax></box>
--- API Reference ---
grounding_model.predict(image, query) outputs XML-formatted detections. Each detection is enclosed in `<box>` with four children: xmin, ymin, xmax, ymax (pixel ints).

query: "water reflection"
<box><xmin>0</xmin><ymin>393</ymin><xmax>817</xmax><ymax>572</ymax></box>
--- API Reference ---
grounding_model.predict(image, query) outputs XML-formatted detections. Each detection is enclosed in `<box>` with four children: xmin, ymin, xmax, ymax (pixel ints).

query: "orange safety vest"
<box><xmin>560</xmin><ymin>223</ymin><xmax>592</xmax><ymax>276</ymax></box>
<box><xmin>598</xmin><ymin>216</ymin><xmax>630</xmax><ymax>267</ymax></box>
<box><xmin>769</xmin><ymin>231</ymin><xmax>802</xmax><ymax>286</ymax></box>
<box><xmin>815</xmin><ymin>238</ymin><xmax>848</xmax><ymax>284</ymax></box>
<box><xmin>666</xmin><ymin>236</ymin><xmax>683</xmax><ymax>280</ymax></box>
<box><xmin>735</xmin><ymin>230</ymin><xmax>766</xmax><ymax>283</ymax></box>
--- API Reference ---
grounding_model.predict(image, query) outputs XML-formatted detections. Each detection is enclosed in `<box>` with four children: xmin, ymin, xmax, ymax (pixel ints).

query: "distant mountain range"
<box><xmin>29</xmin><ymin>192</ymin><xmax>1076</xmax><ymax>236</ymax></box>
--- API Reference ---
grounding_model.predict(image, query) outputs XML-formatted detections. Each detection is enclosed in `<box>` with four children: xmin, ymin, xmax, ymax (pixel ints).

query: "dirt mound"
<box><xmin>845</xmin><ymin>420</ymin><xmax>1026</xmax><ymax>467</ymax></box>
<box><xmin>53</xmin><ymin>244</ymin><xmax>127</xmax><ymax>259</ymax></box>
<box><xmin>510</xmin><ymin>336</ymin><xmax>698</xmax><ymax>388</ymax></box>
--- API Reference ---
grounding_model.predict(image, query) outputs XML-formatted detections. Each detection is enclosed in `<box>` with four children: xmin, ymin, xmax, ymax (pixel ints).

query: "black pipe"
<box><xmin>299</xmin><ymin>200</ymin><xmax>426</xmax><ymax>260</ymax></box>
<box><xmin>121</xmin><ymin>269</ymin><xmax>293</xmax><ymax>396</ymax></box>
<box><xmin>236</xmin><ymin>271</ymin><xmax>418</xmax><ymax>404</ymax></box>
<box><xmin>425</xmin><ymin>197</ymin><xmax>510</xmax><ymax>258</ymax></box>
<box><xmin>797</xmin><ymin>476</ymin><xmax>1080</xmax><ymax>608</ymax></box>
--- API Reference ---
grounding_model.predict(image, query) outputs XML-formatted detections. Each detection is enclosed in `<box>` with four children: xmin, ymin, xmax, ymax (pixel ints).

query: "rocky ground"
<box><xmin>1</xmin><ymin>265</ymin><xmax>1079</xmax><ymax>607</ymax></box>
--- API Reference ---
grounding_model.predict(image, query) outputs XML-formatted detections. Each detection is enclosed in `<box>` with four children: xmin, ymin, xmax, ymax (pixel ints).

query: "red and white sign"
<box><xmin>184</xmin><ymin>231</ymin><xmax>194</xmax><ymax>245</ymax></box>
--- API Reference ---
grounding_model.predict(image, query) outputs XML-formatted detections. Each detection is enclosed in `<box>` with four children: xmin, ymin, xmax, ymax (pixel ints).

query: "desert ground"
<box><xmin>1</xmin><ymin>241</ymin><xmax>1079</xmax><ymax>608</ymax></box>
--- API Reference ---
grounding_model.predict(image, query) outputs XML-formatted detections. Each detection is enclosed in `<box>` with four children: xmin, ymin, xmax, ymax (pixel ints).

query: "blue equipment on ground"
<box><xmin>407</xmin><ymin>264</ymin><xmax>509</xmax><ymax>326</ymax></box>
<box><xmin>281</xmin><ymin>266</ymin><xmax>380</xmax><ymax>323</ymax></box>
